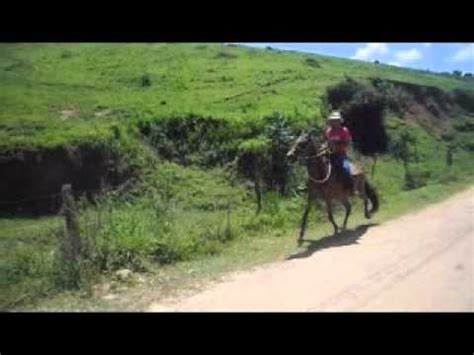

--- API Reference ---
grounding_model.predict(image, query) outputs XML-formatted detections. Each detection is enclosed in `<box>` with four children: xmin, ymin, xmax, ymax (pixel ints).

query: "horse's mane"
<box><xmin>307</xmin><ymin>134</ymin><xmax>328</xmax><ymax>155</ymax></box>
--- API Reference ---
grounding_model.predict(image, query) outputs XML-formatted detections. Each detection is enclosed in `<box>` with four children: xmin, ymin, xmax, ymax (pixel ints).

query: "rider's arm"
<box><xmin>346</xmin><ymin>140</ymin><xmax>353</xmax><ymax>156</ymax></box>
<box><xmin>343</xmin><ymin>127</ymin><xmax>352</xmax><ymax>155</ymax></box>
<box><xmin>323</xmin><ymin>128</ymin><xmax>330</xmax><ymax>142</ymax></box>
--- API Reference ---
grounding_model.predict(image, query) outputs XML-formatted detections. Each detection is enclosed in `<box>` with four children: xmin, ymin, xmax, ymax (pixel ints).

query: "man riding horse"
<box><xmin>286</xmin><ymin>111</ymin><xmax>379</xmax><ymax>240</ymax></box>
<box><xmin>324</xmin><ymin>111</ymin><xmax>356</xmax><ymax>191</ymax></box>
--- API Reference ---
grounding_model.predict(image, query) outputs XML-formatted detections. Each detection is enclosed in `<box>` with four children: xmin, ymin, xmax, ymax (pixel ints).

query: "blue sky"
<box><xmin>237</xmin><ymin>43</ymin><xmax>474</xmax><ymax>74</ymax></box>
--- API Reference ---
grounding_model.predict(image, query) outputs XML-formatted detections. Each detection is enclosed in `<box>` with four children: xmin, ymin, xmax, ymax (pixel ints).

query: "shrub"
<box><xmin>61</xmin><ymin>50</ymin><xmax>73</xmax><ymax>59</ymax></box>
<box><xmin>452</xmin><ymin>89</ymin><xmax>474</xmax><ymax>113</ymax></box>
<box><xmin>304</xmin><ymin>57</ymin><xmax>321</xmax><ymax>68</ymax></box>
<box><xmin>215</xmin><ymin>51</ymin><xmax>238</xmax><ymax>59</ymax></box>
<box><xmin>404</xmin><ymin>165</ymin><xmax>431</xmax><ymax>190</ymax></box>
<box><xmin>140</xmin><ymin>74</ymin><xmax>152</xmax><ymax>87</ymax></box>
<box><xmin>326</xmin><ymin>77</ymin><xmax>362</xmax><ymax>108</ymax></box>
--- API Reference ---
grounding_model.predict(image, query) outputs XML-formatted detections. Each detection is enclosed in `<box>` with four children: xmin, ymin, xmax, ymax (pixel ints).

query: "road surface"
<box><xmin>148</xmin><ymin>188</ymin><xmax>473</xmax><ymax>312</ymax></box>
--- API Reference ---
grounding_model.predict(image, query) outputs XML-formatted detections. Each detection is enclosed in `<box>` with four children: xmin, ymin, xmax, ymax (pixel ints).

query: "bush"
<box><xmin>150</xmin><ymin>238</ymin><xmax>183</xmax><ymax>265</ymax></box>
<box><xmin>304</xmin><ymin>57</ymin><xmax>321</xmax><ymax>68</ymax></box>
<box><xmin>375</xmin><ymin>82</ymin><xmax>413</xmax><ymax>115</ymax></box>
<box><xmin>326</xmin><ymin>77</ymin><xmax>362</xmax><ymax>108</ymax></box>
<box><xmin>452</xmin><ymin>89</ymin><xmax>474</xmax><ymax>113</ymax></box>
<box><xmin>140</xmin><ymin>74</ymin><xmax>152</xmax><ymax>87</ymax></box>
<box><xmin>61</xmin><ymin>50</ymin><xmax>73</xmax><ymax>59</ymax></box>
<box><xmin>404</xmin><ymin>165</ymin><xmax>431</xmax><ymax>190</ymax></box>
<box><xmin>215</xmin><ymin>51</ymin><xmax>238</xmax><ymax>59</ymax></box>
<box><xmin>220</xmin><ymin>76</ymin><xmax>234</xmax><ymax>82</ymax></box>
<box><xmin>262</xmin><ymin>114</ymin><xmax>296</xmax><ymax>195</ymax></box>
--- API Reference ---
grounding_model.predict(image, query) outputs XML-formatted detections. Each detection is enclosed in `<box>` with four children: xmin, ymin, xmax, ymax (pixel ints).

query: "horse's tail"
<box><xmin>365</xmin><ymin>181</ymin><xmax>379</xmax><ymax>215</ymax></box>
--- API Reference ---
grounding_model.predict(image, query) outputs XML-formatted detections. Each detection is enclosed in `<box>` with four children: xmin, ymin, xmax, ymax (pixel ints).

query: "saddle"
<box><xmin>318</xmin><ymin>144</ymin><xmax>363</xmax><ymax>192</ymax></box>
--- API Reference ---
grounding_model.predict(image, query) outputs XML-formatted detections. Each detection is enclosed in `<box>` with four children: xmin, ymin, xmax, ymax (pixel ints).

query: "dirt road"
<box><xmin>148</xmin><ymin>188</ymin><xmax>474</xmax><ymax>312</ymax></box>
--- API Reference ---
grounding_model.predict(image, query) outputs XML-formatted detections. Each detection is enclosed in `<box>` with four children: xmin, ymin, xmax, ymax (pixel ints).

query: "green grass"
<box><xmin>22</xmin><ymin>175</ymin><xmax>473</xmax><ymax>311</ymax></box>
<box><xmin>1</xmin><ymin>42</ymin><xmax>474</xmax><ymax>311</ymax></box>
<box><xmin>3</xmin><ymin>150</ymin><xmax>473</xmax><ymax>311</ymax></box>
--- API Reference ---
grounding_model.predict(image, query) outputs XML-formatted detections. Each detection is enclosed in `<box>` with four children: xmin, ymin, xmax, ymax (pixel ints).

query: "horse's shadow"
<box><xmin>286</xmin><ymin>223</ymin><xmax>379</xmax><ymax>261</ymax></box>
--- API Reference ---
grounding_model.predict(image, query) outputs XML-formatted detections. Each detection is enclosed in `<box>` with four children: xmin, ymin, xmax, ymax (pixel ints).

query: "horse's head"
<box><xmin>287</xmin><ymin>131</ymin><xmax>327</xmax><ymax>164</ymax></box>
<box><xmin>286</xmin><ymin>131</ymin><xmax>310</xmax><ymax>163</ymax></box>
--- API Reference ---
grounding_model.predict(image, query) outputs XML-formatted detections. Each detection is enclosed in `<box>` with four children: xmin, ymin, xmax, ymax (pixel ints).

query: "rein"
<box><xmin>305</xmin><ymin>142</ymin><xmax>332</xmax><ymax>184</ymax></box>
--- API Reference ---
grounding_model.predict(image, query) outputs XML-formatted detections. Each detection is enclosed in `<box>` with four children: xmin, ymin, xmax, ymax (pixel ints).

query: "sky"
<box><xmin>237</xmin><ymin>43</ymin><xmax>474</xmax><ymax>74</ymax></box>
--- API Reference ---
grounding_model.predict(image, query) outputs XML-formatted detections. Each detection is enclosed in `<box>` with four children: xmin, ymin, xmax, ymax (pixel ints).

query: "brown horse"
<box><xmin>286</xmin><ymin>132</ymin><xmax>379</xmax><ymax>244</ymax></box>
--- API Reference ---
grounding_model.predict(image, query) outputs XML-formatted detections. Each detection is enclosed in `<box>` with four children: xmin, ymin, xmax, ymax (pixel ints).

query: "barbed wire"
<box><xmin>0</xmin><ymin>180</ymin><xmax>135</xmax><ymax>206</ymax></box>
<box><xmin>0</xmin><ymin>218</ymin><xmax>110</xmax><ymax>235</ymax></box>
<box><xmin>0</xmin><ymin>178</ymin><xmax>238</xmax><ymax>235</ymax></box>
<box><xmin>0</xmin><ymin>193</ymin><xmax>62</xmax><ymax>206</ymax></box>
<box><xmin>0</xmin><ymin>221</ymin><xmax>65</xmax><ymax>234</ymax></box>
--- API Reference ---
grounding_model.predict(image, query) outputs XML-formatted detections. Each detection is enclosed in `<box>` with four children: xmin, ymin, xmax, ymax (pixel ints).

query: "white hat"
<box><xmin>327</xmin><ymin>111</ymin><xmax>343</xmax><ymax>121</ymax></box>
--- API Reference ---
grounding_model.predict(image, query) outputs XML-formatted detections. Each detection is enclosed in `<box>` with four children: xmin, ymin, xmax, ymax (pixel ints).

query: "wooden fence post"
<box><xmin>225</xmin><ymin>200</ymin><xmax>232</xmax><ymax>240</ymax></box>
<box><xmin>446</xmin><ymin>145</ymin><xmax>453</xmax><ymax>167</ymax></box>
<box><xmin>61</xmin><ymin>184</ymin><xmax>82</xmax><ymax>262</ymax></box>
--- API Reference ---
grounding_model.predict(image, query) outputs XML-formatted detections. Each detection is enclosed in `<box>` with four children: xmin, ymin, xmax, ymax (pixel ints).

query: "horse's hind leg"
<box><xmin>341</xmin><ymin>198</ymin><xmax>351</xmax><ymax>232</ymax></box>
<box><xmin>298</xmin><ymin>201</ymin><xmax>310</xmax><ymax>245</ymax></box>
<box><xmin>326</xmin><ymin>199</ymin><xmax>339</xmax><ymax>235</ymax></box>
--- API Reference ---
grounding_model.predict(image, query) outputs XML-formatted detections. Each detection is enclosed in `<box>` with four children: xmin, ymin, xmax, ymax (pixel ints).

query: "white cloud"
<box><xmin>388</xmin><ymin>61</ymin><xmax>401</xmax><ymax>67</ymax></box>
<box><xmin>352</xmin><ymin>43</ymin><xmax>389</xmax><ymax>61</ymax></box>
<box><xmin>451</xmin><ymin>44</ymin><xmax>474</xmax><ymax>62</ymax></box>
<box><xmin>423</xmin><ymin>43</ymin><xmax>432</xmax><ymax>47</ymax></box>
<box><xmin>393</xmin><ymin>48</ymin><xmax>423</xmax><ymax>63</ymax></box>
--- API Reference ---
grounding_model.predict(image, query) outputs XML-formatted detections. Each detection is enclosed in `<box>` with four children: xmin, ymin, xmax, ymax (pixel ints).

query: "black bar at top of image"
<box><xmin>1</xmin><ymin>19</ymin><xmax>473</xmax><ymax>42</ymax></box>
<box><xmin>2</xmin><ymin>1</ymin><xmax>473</xmax><ymax>42</ymax></box>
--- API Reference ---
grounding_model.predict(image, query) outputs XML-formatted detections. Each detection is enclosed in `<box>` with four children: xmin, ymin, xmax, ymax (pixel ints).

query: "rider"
<box><xmin>323</xmin><ymin>111</ymin><xmax>353</xmax><ymax>187</ymax></box>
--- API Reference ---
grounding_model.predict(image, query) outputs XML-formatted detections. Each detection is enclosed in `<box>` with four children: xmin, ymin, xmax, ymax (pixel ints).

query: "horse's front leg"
<box><xmin>298</xmin><ymin>201</ymin><xmax>310</xmax><ymax>245</ymax></box>
<box><xmin>326</xmin><ymin>199</ymin><xmax>338</xmax><ymax>235</ymax></box>
<box><xmin>341</xmin><ymin>198</ymin><xmax>351</xmax><ymax>232</ymax></box>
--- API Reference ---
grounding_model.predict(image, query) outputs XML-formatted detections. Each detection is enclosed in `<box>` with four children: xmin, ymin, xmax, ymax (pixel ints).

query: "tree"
<box><xmin>238</xmin><ymin>138</ymin><xmax>269</xmax><ymax>214</ymax></box>
<box><xmin>263</xmin><ymin>114</ymin><xmax>295</xmax><ymax>195</ymax></box>
<box><xmin>452</xmin><ymin>70</ymin><xmax>463</xmax><ymax>77</ymax></box>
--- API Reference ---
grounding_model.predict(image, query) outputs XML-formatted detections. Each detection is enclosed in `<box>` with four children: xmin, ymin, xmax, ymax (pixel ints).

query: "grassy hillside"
<box><xmin>1</xmin><ymin>43</ymin><xmax>473</xmax><ymax>310</ymax></box>
<box><xmin>1</xmin><ymin>43</ymin><xmax>473</xmax><ymax>151</ymax></box>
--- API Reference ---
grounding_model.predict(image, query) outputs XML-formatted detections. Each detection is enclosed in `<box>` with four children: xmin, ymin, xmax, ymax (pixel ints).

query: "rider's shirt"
<box><xmin>324</xmin><ymin>126</ymin><xmax>352</xmax><ymax>155</ymax></box>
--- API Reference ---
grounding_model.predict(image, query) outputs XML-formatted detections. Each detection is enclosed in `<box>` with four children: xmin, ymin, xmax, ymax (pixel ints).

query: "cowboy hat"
<box><xmin>327</xmin><ymin>111</ymin><xmax>343</xmax><ymax>121</ymax></box>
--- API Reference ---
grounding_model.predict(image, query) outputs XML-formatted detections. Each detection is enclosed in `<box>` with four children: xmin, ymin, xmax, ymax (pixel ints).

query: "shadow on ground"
<box><xmin>286</xmin><ymin>223</ymin><xmax>379</xmax><ymax>261</ymax></box>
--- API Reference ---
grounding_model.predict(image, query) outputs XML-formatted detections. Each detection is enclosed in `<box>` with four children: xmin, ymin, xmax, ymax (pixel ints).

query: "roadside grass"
<box><xmin>15</xmin><ymin>163</ymin><xmax>472</xmax><ymax>311</ymax></box>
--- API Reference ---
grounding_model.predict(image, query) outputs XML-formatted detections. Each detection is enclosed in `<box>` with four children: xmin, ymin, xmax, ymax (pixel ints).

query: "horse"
<box><xmin>286</xmin><ymin>131</ymin><xmax>379</xmax><ymax>244</ymax></box>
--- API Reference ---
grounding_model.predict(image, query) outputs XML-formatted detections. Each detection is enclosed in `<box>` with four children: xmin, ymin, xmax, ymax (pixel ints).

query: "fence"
<box><xmin>1</xmin><ymin>179</ymin><xmax>238</xmax><ymax>279</ymax></box>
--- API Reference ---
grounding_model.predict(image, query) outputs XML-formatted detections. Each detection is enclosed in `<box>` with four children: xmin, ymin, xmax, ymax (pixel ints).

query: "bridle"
<box><xmin>301</xmin><ymin>138</ymin><xmax>332</xmax><ymax>184</ymax></box>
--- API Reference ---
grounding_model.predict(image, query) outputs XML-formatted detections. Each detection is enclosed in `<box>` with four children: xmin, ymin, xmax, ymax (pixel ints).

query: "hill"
<box><xmin>1</xmin><ymin>43</ymin><xmax>473</xmax><ymax>151</ymax></box>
